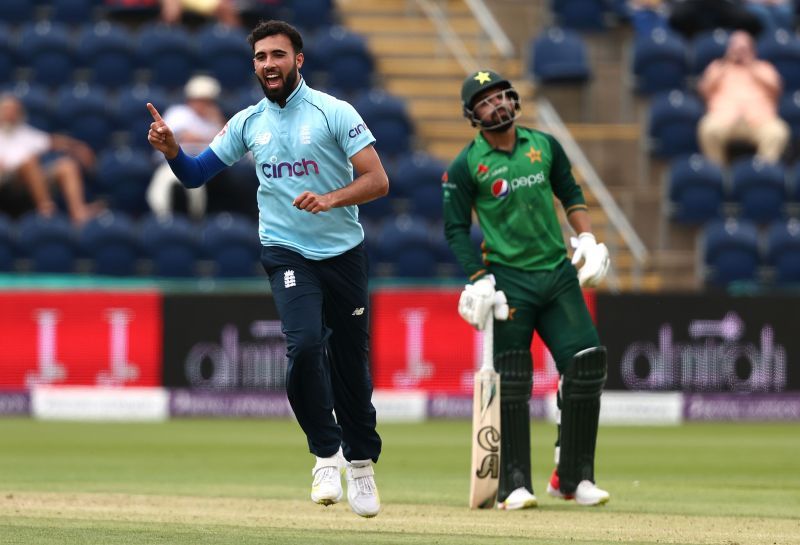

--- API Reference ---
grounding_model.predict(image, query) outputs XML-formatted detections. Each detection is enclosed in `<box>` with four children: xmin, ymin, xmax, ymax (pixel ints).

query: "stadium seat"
<box><xmin>18</xmin><ymin>21</ymin><xmax>76</xmax><ymax>88</ymax></box>
<box><xmin>702</xmin><ymin>218</ymin><xmax>761</xmax><ymax>286</ymax></box>
<box><xmin>357</xmin><ymin>193</ymin><xmax>394</xmax><ymax>223</ymax></box>
<box><xmin>408</xmin><ymin>183</ymin><xmax>443</xmax><ymax>222</ymax></box>
<box><xmin>647</xmin><ymin>90</ymin><xmax>704</xmax><ymax>158</ymax></box>
<box><xmin>376</xmin><ymin>214</ymin><xmax>438</xmax><ymax>277</ymax></box>
<box><xmin>197</xmin><ymin>24</ymin><xmax>254</xmax><ymax>88</ymax></box>
<box><xmin>314</xmin><ymin>27</ymin><xmax>374</xmax><ymax>93</ymax></box>
<box><xmin>0</xmin><ymin>213</ymin><xmax>15</xmax><ymax>272</ymax></box>
<box><xmin>222</xmin><ymin>85</ymin><xmax>263</xmax><ymax>118</ymax></box>
<box><xmin>765</xmin><ymin>218</ymin><xmax>800</xmax><ymax>284</ymax></box>
<box><xmin>51</xmin><ymin>0</ymin><xmax>95</xmax><ymax>25</ymax></box>
<box><xmin>632</xmin><ymin>27</ymin><xmax>689</xmax><ymax>95</ymax></box>
<box><xmin>10</xmin><ymin>83</ymin><xmax>53</xmax><ymax>132</ymax></box>
<box><xmin>16</xmin><ymin>212</ymin><xmax>78</xmax><ymax>274</ymax></box>
<box><xmin>551</xmin><ymin>0</ymin><xmax>606</xmax><ymax>31</ymax></box>
<box><xmin>139</xmin><ymin>213</ymin><xmax>199</xmax><ymax>277</ymax></box>
<box><xmin>95</xmin><ymin>147</ymin><xmax>155</xmax><ymax>215</ymax></box>
<box><xmin>529</xmin><ymin>27</ymin><xmax>592</xmax><ymax>84</ymax></box>
<box><xmin>757</xmin><ymin>29</ymin><xmax>800</xmax><ymax>92</ymax></box>
<box><xmin>76</xmin><ymin>22</ymin><xmax>137</xmax><ymax>89</ymax></box>
<box><xmin>667</xmin><ymin>154</ymin><xmax>725</xmax><ymax>224</ymax></box>
<box><xmin>200</xmin><ymin>212</ymin><xmax>261</xmax><ymax>277</ymax></box>
<box><xmin>114</xmin><ymin>83</ymin><xmax>171</xmax><ymax>146</ymax></box>
<box><xmin>137</xmin><ymin>24</ymin><xmax>195</xmax><ymax>90</ymax></box>
<box><xmin>56</xmin><ymin>84</ymin><xmax>114</xmax><ymax>151</ymax></box>
<box><xmin>289</xmin><ymin>0</ymin><xmax>334</xmax><ymax>32</ymax></box>
<box><xmin>0</xmin><ymin>24</ymin><xmax>16</xmax><ymax>85</ymax></box>
<box><xmin>730</xmin><ymin>157</ymin><xmax>787</xmax><ymax>224</ymax></box>
<box><xmin>391</xmin><ymin>152</ymin><xmax>447</xmax><ymax>199</ymax></box>
<box><xmin>690</xmin><ymin>28</ymin><xmax>729</xmax><ymax>75</ymax></box>
<box><xmin>79</xmin><ymin>210</ymin><xmax>140</xmax><ymax>276</ymax></box>
<box><xmin>352</xmin><ymin>90</ymin><xmax>413</xmax><ymax>157</ymax></box>
<box><xmin>0</xmin><ymin>0</ymin><xmax>34</xmax><ymax>25</ymax></box>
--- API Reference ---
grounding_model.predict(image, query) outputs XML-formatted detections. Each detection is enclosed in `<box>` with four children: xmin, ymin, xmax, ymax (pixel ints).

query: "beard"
<box><xmin>259</xmin><ymin>65</ymin><xmax>300</xmax><ymax>104</ymax></box>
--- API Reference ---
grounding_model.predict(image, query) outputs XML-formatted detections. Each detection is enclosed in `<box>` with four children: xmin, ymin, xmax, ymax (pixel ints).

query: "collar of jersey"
<box><xmin>264</xmin><ymin>77</ymin><xmax>309</xmax><ymax>111</ymax></box>
<box><xmin>475</xmin><ymin>126</ymin><xmax>529</xmax><ymax>156</ymax></box>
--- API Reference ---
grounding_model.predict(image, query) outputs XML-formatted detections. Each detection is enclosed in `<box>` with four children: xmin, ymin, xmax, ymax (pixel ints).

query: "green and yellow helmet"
<box><xmin>461</xmin><ymin>69</ymin><xmax>520</xmax><ymax>130</ymax></box>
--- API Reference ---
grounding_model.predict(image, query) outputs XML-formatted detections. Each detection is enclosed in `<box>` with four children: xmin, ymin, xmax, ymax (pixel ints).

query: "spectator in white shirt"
<box><xmin>0</xmin><ymin>93</ymin><xmax>98</xmax><ymax>224</ymax></box>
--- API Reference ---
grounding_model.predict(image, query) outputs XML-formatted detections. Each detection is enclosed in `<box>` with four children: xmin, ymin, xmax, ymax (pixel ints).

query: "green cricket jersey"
<box><xmin>442</xmin><ymin>126</ymin><xmax>587</xmax><ymax>280</ymax></box>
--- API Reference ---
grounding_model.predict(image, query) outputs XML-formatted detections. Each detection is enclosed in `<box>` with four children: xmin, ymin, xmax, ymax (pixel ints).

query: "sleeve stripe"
<box><xmin>565</xmin><ymin>204</ymin><xmax>588</xmax><ymax>216</ymax></box>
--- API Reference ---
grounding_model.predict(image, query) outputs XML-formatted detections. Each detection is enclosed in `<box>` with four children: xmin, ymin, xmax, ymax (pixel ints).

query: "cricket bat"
<box><xmin>469</xmin><ymin>315</ymin><xmax>501</xmax><ymax>509</ymax></box>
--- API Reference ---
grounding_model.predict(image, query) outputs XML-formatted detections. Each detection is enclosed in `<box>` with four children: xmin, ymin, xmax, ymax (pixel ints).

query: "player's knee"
<box><xmin>286</xmin><ymin>331</ymin><xmax>325</xmax><ymax>362</ymax></box>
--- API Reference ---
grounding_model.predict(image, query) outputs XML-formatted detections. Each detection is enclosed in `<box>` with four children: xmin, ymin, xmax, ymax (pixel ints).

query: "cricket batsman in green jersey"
<box><xmin>443</xmin><ymin>69</ymin><xmax>611</xmax><ymax>509</ymax></box>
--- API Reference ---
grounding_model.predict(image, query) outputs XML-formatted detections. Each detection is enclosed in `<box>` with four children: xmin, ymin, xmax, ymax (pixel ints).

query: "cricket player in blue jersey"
<box><xmin>147</xmin><ymin>19</ymin><xmax>389</xmax><ymax>518</ymax></box>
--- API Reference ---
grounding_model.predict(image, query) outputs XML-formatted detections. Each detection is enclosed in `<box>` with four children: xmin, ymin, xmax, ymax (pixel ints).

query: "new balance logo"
<box><xmin>284</xmin><ymin>270</ymin><xmax>296</xmax><ymax>288</ymax></box>
<box><xmin>352</xmin><ymin>307</ymin><xmax>365</xmax><ymax>316</ymax></box>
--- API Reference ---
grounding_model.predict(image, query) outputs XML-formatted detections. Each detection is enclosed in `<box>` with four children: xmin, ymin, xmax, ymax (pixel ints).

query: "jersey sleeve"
<box><xmin>443</xmin><ymin>146</ymin><xmax>486</xmax><ymax>281</ymax></box>
<box><xmin>333</xmin><ymin>99</ymin><xmax>376</xmax><ymax>158</ymax></box>
<box><xmin>209</xmin><ymin>109</ymin><xmax>250</xmax><ymax>166</ymax></box>
<box><xmin>547</xmin><ymin>134</ymin><xmax>587</xmax><ymax>216</ymax></box>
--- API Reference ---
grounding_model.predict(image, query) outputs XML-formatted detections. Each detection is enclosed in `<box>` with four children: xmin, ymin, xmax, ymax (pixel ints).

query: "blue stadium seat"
<box><xmin>315</xmin><ymin>27</ymin><xmax>374</xmax><ymax>93</ymax></box>
<box><xmin>667</xmin><ymin>154</ymin><xmax>725</xmax><ymax>224</ymax></box>
<box><xmin>79</xmin><ymin>210</ymin><xmax>140</xmax><ymax>276</ymax></box>
<box><xmin>376</xmin><ymin>214</ymin><xmax>438</xmax><ymax>277</ymax></box>
<box><xmin>702</xmin><ymin>218</ymin><xmax>761</xmax><ymax>286</ymax></box>
<box><xmin>757</xmin><ymin>29</ymin><xmax>800</xmax><ymax>92</ymax></box>
<box><xmin>139</xmin><ymin>213</ymin><xmax>199</xmax><ymax>277</ymax></box>
<box><xmin>56</xmin><ymin>84</ymin><xmax>114</xmax><ymax>151</ymax></box>
<box><xmin>0</xmin><ymin>0</ymin><xmax>35</xmax><ymax>25</ymax></box>
<box><xmin>222</xmin><ymin>85</ymin><xmax>263</xmax><ymax>118</ymax></box>
<box><xmin>391</xmin><ymin>152</ymin><xmax>447</xmax><ymax>199</ymax></box>
<box><xmin>357</xmin><ymin>193</ymin><xmax>394</xmax><ymax>223</ymax></box>
<box><xmin>779</xmin><ymin>90</ymin><xmax>800</xmax><ymax>146</ymax></box>
<box><xmin>137</xmin><ymin>24</ymin><xmax>195</xmax><ymax>90</ymax></box>
<box><xmin>529</xmin><ymin>27</ymin><xmax>591</xmax><ymax>84</ymax></box>
<box><xmin>632</xmin><ymin>27</ymin><xmax>689</xmax><ymax>95</ymax></box>
<box><xmin>0</xmin><ymin>213</ymin><xmax>15</xmax><ymax>272</ymax></box>
<box><xmin>51</xmin><ymin>0</ymin><xmax>95</xmax><ymax>25</ymax></box>
<box><xmin>0</xmin><ymin>24</ymin><xmax>16</xmax><ymax>84</ymax></box>
<box><xmin>647</xmin><ymin>90</ymin><xmax>704</xmax><ymax>158</ymax></box>
<box><xmin>551</xmin><ymin>0</ymin><xmax>606</xmax><ymax>31</ymax></box>
<box><xmin>408</xmin><ymin>183</ymin><xmax>443</xmax><ymax>222</ymax></box>
<box><xmin>289</xmin><ymin>0</ymin><xmax>334</xmax><ymax>32</ymax></box>
<box><xmin>115</xmin><ymin>84</ymin><xmax>172</xmax><ymax>147</ymax></box>
<box><xmin>690</xmin><ymin>28</ymin><xmax>729</xmax><ymax>75</ymax></box>
<box><xmin>95</xmin><ymin>147</ymin><xmax>155</xmax><ymax>215</ymax></box>
<box><xmin>197</xmin><ymin>24</ymin><xmax>253</xmax><ymax>88</ymax></box>
<box><xmin>730</xmin><ymin>157</ymin><xmax>787</xmax><ymax>224</ymax></box>
<box><xmin>352</xmin><ymin>90</ymin><xmax>413</xmax><ymax>157</ymax></box>
<box><xmin>16</xmin><ymin>212</ymin><xmax>78</xmax><ymax>273</ymax></box>
<box><xmin>765</xmin><ymin>218</ymin><xmax>800</xmax><ymax>284</ymax></box>
<box><xmin>18</xmin><ymin>21</ymin><xmax>76</xmax><ymax>88</ymax></box>
<box><xmin>77</xmin><ymin>22</ymin><xmax>137</xmax><ymax>89</ymax></box>
<box><xmin>9</xmin><ymin>83</ymin><xmax>53</xmax><ymax>132</ymax></box>
<box><xmin>200</xmin><ymin>212</ymin><xmax>261</xmax><ymax>277</ymax></box>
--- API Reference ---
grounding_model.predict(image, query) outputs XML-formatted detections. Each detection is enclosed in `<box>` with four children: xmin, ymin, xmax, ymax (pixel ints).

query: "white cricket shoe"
<box><xmin>310</xmin><ymin>449</ymin><xmax>345</xmax><ymax>506</ymax></box>
<box><xmin>345</xmin><ymin>460</ymin><xmax>380</xmax><ymax>518</ymax></box>
<box><xmin>546</xmin><ymin>469</ymin><xmax>609</xmax><ymax>506</ymax></box>
<box><xmin>496</xmin><ymin>487</ymin><xmax>538</xmax><ymax>510</ymax></box>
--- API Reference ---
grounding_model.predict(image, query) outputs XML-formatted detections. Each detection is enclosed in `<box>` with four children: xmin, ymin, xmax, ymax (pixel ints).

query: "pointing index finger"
<box><xmin>146</xmin><ymin>102</ymin><xmax>163</xmax><ymax>123</ymax></box>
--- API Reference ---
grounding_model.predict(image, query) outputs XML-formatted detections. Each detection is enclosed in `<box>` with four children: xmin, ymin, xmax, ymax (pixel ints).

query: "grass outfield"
<box><xmin>0</xmin><ymin>419</ymin><xmax>798</xmax><ymax>544</ymax></box>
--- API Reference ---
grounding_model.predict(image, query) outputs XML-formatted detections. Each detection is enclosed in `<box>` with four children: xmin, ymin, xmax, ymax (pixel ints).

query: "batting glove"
<box><xmin>570</xmin><ymin>233</ymin><xmax>610</xmax><ymax>287</ymax></box>
<box><xmin>458</xmin><ymin>274</ymin><xmax>509</xmax><ymax>330</ymax></box>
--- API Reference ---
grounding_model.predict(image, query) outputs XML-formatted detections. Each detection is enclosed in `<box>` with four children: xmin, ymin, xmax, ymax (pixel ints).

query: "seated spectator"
<box><xmin>668</xmin><ymin>0</ymin><xmax>763</xmax><ymax>38</ymax></box>
<box><xmin>147</xmin><ymin>75</ymin><xmax>226</xmax><ymax>219</ymax></box>
<box><xmin>160</xmin><ymin>0</ymin><xmax>242</xmax><ymax>27</ymax></box>
<box><xmin>0</xmin><ymin>94</ymin><xmax>100</xmax><ymax>224</ymax></box>
<box><xmin>697</xmin><ymin>30</ymin><xmax>790</xmax><ymax>164</ymax></box>
<box><xmin>743</xmin><ymin>0</ymin><xmax>795</xmax><ymax>33</ymax></box>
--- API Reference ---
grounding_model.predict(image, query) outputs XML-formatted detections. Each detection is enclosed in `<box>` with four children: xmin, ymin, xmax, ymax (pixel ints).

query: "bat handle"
<box><xmin>480</xmin><ymin>312</ymin><xmax>494</xmax><ymax>372</ymax></box>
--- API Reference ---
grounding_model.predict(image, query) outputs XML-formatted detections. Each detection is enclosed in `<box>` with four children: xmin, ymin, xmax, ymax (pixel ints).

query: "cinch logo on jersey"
<box><xmin>260</xmin><ymin>158</ymin><xmax>320</xmax><ymax>179</ymax></box>
<box><xmin>491</xmin><ymin>172</ymin><xmax>546</xmax><ymax>199</ymax></box>
<box><xmin>348</xmin><ymin>123</ymin><xmax>368</xmax><ymax>138</ymax></box>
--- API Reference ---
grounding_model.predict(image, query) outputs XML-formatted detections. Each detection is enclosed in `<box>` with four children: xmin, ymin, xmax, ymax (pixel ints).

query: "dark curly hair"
<box><xmin>247</xmin><ymin>20</ymin><xmax>303</xmax><ymax>54</ymax></box>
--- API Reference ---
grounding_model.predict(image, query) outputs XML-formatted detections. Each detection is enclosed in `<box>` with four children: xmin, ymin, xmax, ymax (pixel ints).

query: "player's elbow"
<box><xmin>375</xmin><ymin>171</ymin><xmax>389</xmax><ymax>198</ymax></box>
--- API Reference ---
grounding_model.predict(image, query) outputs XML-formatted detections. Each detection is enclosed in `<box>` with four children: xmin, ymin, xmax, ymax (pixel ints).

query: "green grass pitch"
<box><xmin>0</xmin><ymin>418</ymin><xmax>798</xmax><ymax>544</ymax></box>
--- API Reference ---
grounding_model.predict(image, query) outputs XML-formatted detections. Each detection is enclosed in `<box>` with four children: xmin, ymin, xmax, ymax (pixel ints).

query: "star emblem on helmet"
<box><xmin>474</xmin><ymin>71</ymin><xmax>492</xmax><ymax>84</ymax></box>
<box><xmin>526</xmin><ymin>146</ymin><xmax>542</xmax><ymax>163</ymax></box>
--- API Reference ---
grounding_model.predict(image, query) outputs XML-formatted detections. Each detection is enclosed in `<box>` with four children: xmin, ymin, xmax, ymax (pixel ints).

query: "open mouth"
<box><xmin>265</xmin><ymin>72</ymin><xmax>282</xmax><ymax>89</ymax></box>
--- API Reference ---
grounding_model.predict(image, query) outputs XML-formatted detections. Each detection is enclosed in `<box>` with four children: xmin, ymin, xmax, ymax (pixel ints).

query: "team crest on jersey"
<box><xmin>477</xmin><ymin>163</ymin><xmax>490</xmax><ymax>180</ymax></box>
<box><xmin>491</xmin><ymin>179</ymin><xmax>509</xmax><ymax>199</ymax></box>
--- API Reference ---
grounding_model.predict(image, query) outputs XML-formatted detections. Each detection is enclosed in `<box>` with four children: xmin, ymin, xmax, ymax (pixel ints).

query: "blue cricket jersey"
<box><xmin>209</xmin><ymin>78</ymin><xmax>376</xmax><ymax>260</ymax></box>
